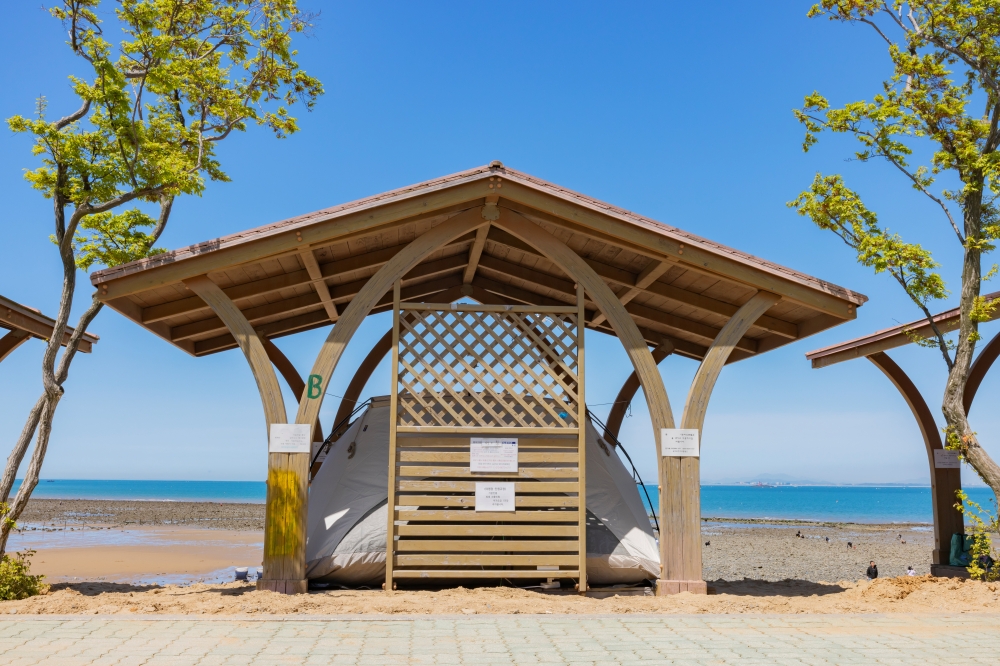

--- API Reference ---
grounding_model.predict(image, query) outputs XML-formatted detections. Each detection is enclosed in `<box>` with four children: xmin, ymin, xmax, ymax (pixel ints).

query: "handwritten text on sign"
<box><xmin>661</xmin><ymin>429</ymin><xmax>700</xmax><ymax>457</ymax></box>
<box><xmin>470</xmin><ymin>438</ymin><xmax>518</xmax><ymax>472</ymax></box>
<box><xmin>475</xmin><ymin>482</ymin><xmax>515</xmax><ymax>511</ymax></box>
<box><xmin>269</xmin><ymin>423</ymin><xmax>312</xmax><ymax>453</ymax></box>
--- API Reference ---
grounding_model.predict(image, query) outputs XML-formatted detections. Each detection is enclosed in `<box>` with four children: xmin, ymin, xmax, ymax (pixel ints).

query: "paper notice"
<box><xmin>475</xmin><ymin>482</ymin><xmax>515</xmax><ymax>511</ymax></box>
<box><xmin>660</xmin><ymin>429</ymin><xmax>699</xmax><ymax>457</ymax></box>
<box><xmin>934</xmin><ymin>449</ymin><xmax>961</xmax><ymax>469</ymax></box>
<box><xmin>269</xmin><ymin>423</ymin><xmax>312</xmax><ymax>453</ymax></box>
<box><xmin>470</xmin><ymin>438</ymin><xmax>518</xmax><ymax>472</ymax></box>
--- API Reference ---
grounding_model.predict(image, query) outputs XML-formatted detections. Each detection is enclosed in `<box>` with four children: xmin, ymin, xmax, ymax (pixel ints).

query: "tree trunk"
<box><xmin>0</xmin><ymin>394</ymin><xmax>60</xmax><ymax>555</ymax></box>
<box><xmin>942</xmin><ymin>175</ymin><xmax>1000</xmax><ymax>501</ymax></box>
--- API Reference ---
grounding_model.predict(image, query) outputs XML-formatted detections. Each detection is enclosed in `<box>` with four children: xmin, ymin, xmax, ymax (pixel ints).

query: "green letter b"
<box><xmin>307</xmin><ymin>374</ymin><xmax>323</xmax><ymax>399</ymax></box>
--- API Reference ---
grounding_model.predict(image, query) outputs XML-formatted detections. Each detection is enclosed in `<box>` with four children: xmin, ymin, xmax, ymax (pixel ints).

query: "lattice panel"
<box><xmin>396</xmin><ymin>309</ymin><xmax>579</xmax><ymax>429</ymax></box>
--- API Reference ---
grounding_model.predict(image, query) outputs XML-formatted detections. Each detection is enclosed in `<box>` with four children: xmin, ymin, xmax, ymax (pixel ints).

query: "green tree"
<box><xmin>790</xmin><ymin>1</ymin><xmax>1000</xmax><ymax>500</ymax></box>
<box><xmin>0</xmin><ymin>0</ymin><xmax>322</xmax><ymax>556</ymax></box>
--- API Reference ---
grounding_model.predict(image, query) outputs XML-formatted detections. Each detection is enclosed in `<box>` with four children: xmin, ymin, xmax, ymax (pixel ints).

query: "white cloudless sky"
<box><xmin>1</xmin><ymin>2</ymin><xmax>997</xmax><ymax>487</ymax></box>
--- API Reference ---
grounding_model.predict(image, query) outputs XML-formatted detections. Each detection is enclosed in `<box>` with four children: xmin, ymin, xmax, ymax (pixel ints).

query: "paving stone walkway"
<box><xmin>2</xmin><ymin>614</ymin><xmax>999</xmax><ymax>665</ymax></box>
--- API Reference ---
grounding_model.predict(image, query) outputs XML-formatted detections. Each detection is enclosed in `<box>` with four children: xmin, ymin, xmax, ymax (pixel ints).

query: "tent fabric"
<box><xmin>305</xmin><ymin>397</ymin><xmax>660</xmax><ymax>586</ymax></box>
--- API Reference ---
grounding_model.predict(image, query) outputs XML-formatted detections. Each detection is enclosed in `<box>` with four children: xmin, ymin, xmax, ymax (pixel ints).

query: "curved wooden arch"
<box><xmin>330</xmin><ymin>328</ymin><xmax>394</xmax><ymax>437</ymax></box>
<box><xmin>602</xmin><ymin>342</ymin><xmax>674</xmax><ymax>442</ymax></box>
<box><xmin>262</xmin><ymin>338</ymin><xmax>323</xmax><ymax>442</ymax></box>
<box><xmin>867</xmin><ymin>351</ymin><xmax>963</xmax><ymax>565</ymax></box>
<box><xmin>295</xmin><ymin>209</ymin><xmax>487</xmax><ymax>431</ymax></box>
<box><xmin>964</xmin><ymin>329</ymin><xmax>1000</xmax><ymax>415</ymax></box>
<box><xmin>0</xmin><ymin>330</ymin><xmax>30</xmax><ymax>364</ymax></box>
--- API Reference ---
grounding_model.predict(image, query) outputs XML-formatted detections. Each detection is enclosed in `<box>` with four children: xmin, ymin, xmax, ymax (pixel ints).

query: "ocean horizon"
<box><xmin>10</xmin><ymin>479</ymin><xmax>997</xmax><ymax>524</ymax></box>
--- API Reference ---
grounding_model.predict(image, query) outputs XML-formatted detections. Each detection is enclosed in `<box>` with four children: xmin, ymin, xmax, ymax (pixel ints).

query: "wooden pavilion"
<box><xmin>90</xmin><ymin>162</ymin><xmax>866</xmax><ymax>594</ymax></box>
<box><xmin>1</xmin><ymin>294</ymin><xmax>98</xmax><ymax>363</ymax></box>
<box><xmin>806</xmin><ymin>293</ymin><xmax>1000</xmax><ymax>575</ymax></box>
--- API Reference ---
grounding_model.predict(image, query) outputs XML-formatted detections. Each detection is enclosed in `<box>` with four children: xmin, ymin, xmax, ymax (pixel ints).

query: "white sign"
<box><xmin>934</xmin><ymin>449</ymin><xmax>961</xmax><ymax>469</ymax></box>
<box><xmin>661</xmin><ymin>429</ymin><xmax>699</xmax><ymax>457</ymax></box>
<box><xmin>470</xmin><ymin>438</ymin><xmax>518</xmax><ymax>472</ymax></box>
<box><xmin>269</xmin><ymin>423</ymin><xmax>312</xmax><ymax>453</ymax></box>
<box><xmin>475</xmin><ymin>482</ymin><xmax>515</xmax><ymax>511</ymax></box>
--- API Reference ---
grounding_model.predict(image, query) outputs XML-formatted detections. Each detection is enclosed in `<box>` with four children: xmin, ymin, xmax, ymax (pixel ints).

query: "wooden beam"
<box><xmin>0</xmin><ymin>329</ymin><xmax>30</xmax><ymax>364</ymax></box>
<box><xmin>602</xmin><ymin>341</ymin><xmax>674</xmax><ymax>441</ymax></box>
<box><xmin>867</xmin><ymin>351</ymin><xmax>963</xmax><ymax>565</ymax></box>
<box><xmin>299</xmin><ymin>250</ymin><xmax>339</xmax><ymax>322</ymax></box>
<box><xmin>142</xmin><ymin>236</ymin><xmax>473</xmax><ymax>325</ymax></box>
<box><xmin>94</xmin><ymin>184</ymin><xmax>488</xmax><ymax>300</ymax></box>
<box><xmin>664</xmin><ymin>291</ymin><xmax>780</xmax><ymax>593</ymax></box>
<box><xmin>497</xmin><ymin>188</ymin><xmax>861</xmax><ymax>319</ymax></box>
<box><xmin>486</xmin><ymin>226</ymin><xmax>797</xmax><ymax>339</ymax></box>
<box><xmin>0</xmin><ymin>298</ymin><xmax>96</xmax><ymax>353</ymax></box>
<box><xmin>624</xmin><ymin>301</ymin><xmax>757</xmax><ymax>354</ymax></box>
<box><xmin>462</xmin><ymin>224</ymin><xmax>490</xmax><ymax>284</ymax></box>
<box><xmin>964</xmin><ymin>330</ymin><xmax>1000</xmax><ymax>415</ymax></box>
<box><xmin>294</xmin><ymin>208</ymin><xmax>487</xmax><ymax>438</ymax></box>
<box><xmin>171</xmin><ymin>261</ymin><xmax>467</xmax><ymax>344</ymax></box>
<box><xmin>591</xmin><ymin>260</ymin><xmax>672</xmax><ymax>327</ymax></box>
<box><xmin>183</xmin><ymin>275</ymin><xmax>307</xmax><ymax>595</ymax></box>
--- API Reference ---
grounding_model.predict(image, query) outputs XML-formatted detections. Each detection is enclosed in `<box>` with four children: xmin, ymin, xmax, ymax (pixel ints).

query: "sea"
<box><xmin>11</xmin><ymin>479</ymin><xmax>998</xmax><ymax>524</ymax></box>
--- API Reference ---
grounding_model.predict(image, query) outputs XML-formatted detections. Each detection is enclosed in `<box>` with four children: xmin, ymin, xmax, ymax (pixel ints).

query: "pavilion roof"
<box><xmin>806</xmin><ymin>290</ymin><xmax>1000</xmax><ymax>368</ymax></box>
<box><xmin>90</xmin><ymin>162</ymin><xmax>866</xmax><ymax>360</ymax></box>
<box><xmin>0</xmin><ymin>294</ymin><xmax>99</xmax><ymax>352</ymax></box>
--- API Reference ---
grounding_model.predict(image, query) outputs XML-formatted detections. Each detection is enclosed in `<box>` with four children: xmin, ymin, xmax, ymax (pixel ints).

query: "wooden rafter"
<box><xmin>170</xmin><ymin>258</ymin><xmax>468</xmax><ymax>343</ymax></box>
<box><xmin>142</xmin><ymin>235</ymin><xmax>473</xmax><ymax>325</ymax></box>
<box><xmin>486</xmin><ymin>227</ymin><xmax>797</xmax><ymax>339</ymax></box>
<box><xmin>591</xmin><ymin>260</ymin><xmax>671</xmax><ymax>327</ymax></box>
<box><xmin>462</xmin><ymin>224</ymin><xmax>490</xmax><ymax>284</ymax></box>
<box><xmin>299</xmin><ymin>249</ymin><xmax>339</xmax><ymax>322</ymax></box>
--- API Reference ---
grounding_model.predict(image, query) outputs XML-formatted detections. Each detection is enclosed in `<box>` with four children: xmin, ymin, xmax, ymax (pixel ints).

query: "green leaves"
<box><xmin>71</xmin><ymin>208</ymin><xmax>165</xmax><ymax>270</ymax></box>
<box><xmin>790</xmin><ymin>174</ymin><xmax>948</xmax><ymax>307</ymax></box>
<box><xmin>8</xmin><ymin>0</ymin><xmax>323</xmax><ymax>270</ymax></box>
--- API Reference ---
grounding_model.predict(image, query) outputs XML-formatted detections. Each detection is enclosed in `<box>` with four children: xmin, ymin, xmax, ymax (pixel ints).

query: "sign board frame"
<box><xmin>475</xmin><ymin>482</ymin><xmax>515</xmax><ymax>511</ymax></box>
<box><xmin>470</xmin><ymin>438</ymin><xmax>518</xmax><ymax>472</ymax></box>
<box><xmin>661</xmin><ymin>428</ymin><xmax>699</xmax><ymax>457</ymax></box>
<box><xmin>269</xmin><ymin>423</ymin><xmax>312</xmax><ymax>453</ymax></box>
<box><xmin>934</xmin><ymin>449</ymin><xmax>961</xmax><ymax>469</ymax></box>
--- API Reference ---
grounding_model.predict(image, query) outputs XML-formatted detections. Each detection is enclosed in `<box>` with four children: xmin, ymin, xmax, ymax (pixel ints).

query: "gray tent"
<box><xmin>306</xmin><ymin>396</ymin><xmax>659</xmax><ymax>586</ymax></box>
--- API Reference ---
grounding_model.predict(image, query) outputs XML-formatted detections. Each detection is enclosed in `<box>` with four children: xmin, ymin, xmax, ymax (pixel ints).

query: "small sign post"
<box><xmin>470</xmin><ymin>438</ymin><xmax>518</xmax><ymax>472</ymax></box>
<box><xmin>934</xmin><ymin>449</ymin><xmax>961</xmax><ymax>469</ymax></box>
<box><xmin>661</xmin><ymin>429</ymin><xmax>699</xmax><ymax>457</ymax></box>
<box><xmin>269</xmin><ymin>423</ymin><xmax>312</xmax><ymax>453</ymax></box>
<box><xmin>475</xmin><ymin>482</ymin><xmax>515</xmax><ymax>511</ymax></box>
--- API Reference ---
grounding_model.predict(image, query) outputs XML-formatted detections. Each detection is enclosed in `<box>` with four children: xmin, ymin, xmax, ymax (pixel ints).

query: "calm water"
<box><xmin>641</xmin><ymin>485</ymin><xmax>997</xmax><ymax>524</ymax></box>
<box><xmin>11</xmin><ymin>479</ymin><xmax>998</xmax><ymax>523</ymax></box>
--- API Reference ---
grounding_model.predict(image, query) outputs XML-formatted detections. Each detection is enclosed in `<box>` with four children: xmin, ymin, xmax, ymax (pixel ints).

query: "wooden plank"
<box><xmin>385</xmin><ymin>279</ymin><xmax>402</xmax><ymax>591</ymax></box>
<box><xmin>395</xmin><ymin>466</ymin><xmax>579</xmax><ymax>479</ymax></box>
<box><xmin>395</xmin><ymin>554</ymin><xmax>579</xmax><ymax>566</ymax></box>
<box><xmin>396</xmin><ymin>524</ymin><xmax>580</xmax><ymax>537</ymax></box>
<box><xmin>396</xmin><ymin>479</ymin><xmax>580</xmax><ymax>493</ymax></box>
<box><xmin>394</xmin><ymin>495</ymin><xmax>579</xmax><ymax>507</ymax></box>
<box><xmin>396</xmin><ymin>540</ymin><xmax>579</xmax><ymax>552</ymax></box>
<box><xmin>397</xmin><ymin>451</ymin><xmax>578</xmax><ymax>463</ymax></box>
<box><xmin>399</xmin><ymin>302</ymin><xmax>578</xmax><ymax>314</ymax></box>
<box><xmin>591</xmin><ymin>260</ymin><xmax>670</xmax><ymax>327</ymax></box>
<box><xmin>462</xmin><ymin>224</ymin><xmax>490</xmax><ymax>284</ymax></box>
<box><xmin>395</xmin><ymin>510</ymin><xmax>580</xmax><ymax>522</ymax></box>
<box><xmin>396</xmin><ymin>437</ymin><xmax>579</xmax><ymax>446</ymax></box>
<box><xmin>396</xmin><ymin>426</ymin><xmax>578</xmax><ymax>435</ymax></box>
<box><xmin>393</xmin><ymin>569</ymin><xmax>580</xmax><ymax>579</ymax></box>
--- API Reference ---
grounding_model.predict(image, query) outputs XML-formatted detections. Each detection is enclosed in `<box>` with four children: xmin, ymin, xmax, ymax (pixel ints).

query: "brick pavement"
<box><xmin>1</xmin><ymin>614</ymin><xmax>998</xmax><ymax>665</ymax></box>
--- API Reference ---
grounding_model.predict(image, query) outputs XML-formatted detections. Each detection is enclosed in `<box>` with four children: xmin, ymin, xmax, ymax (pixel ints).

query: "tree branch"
<box><xmin>53</xmin><ymin>99</ymin><xmax>91</xmax><ymax>130</ymax></box>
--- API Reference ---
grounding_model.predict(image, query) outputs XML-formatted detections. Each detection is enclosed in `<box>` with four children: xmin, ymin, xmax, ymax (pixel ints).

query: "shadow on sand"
<box><xmin>52</xmin><ymin>581</ymin><xmax>258</xmax><ymax>597</ymax></box>
<box><xmin>709</xmin><ymin>578</ymin><xmax>848</xmax><ymax>597</ymax></box>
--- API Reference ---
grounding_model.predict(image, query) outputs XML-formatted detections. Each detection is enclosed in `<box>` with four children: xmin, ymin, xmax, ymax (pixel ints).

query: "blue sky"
<box><xmin>0</xmin><ymin>2</ymin><xmax>996</xmax><ymax>486</ymax></box>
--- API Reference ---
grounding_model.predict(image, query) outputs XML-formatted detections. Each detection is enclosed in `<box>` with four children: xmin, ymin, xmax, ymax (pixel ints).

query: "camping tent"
<box><xmin>305</xmin><ymin>396</ymin><xmax>660</xmax><ymax>586</ymax></box>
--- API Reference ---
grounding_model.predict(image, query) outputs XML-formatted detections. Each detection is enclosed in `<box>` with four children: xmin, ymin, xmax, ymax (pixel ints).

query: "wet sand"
<box><xmin>14</xmin><ymin>499</ymin><xmax>937</xmax><ymax>584</ymax></box>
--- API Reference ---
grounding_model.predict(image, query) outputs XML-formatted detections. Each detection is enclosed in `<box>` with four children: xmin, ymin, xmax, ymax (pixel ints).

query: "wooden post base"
<box><xmin>655</xmin><ymin>579</ymin><xmax>707</xmax><ymax>595</ymax></box>
<box><xmin>257</xmin><ymin>579</ymin><xmax>308</xmax><ymax>594</ymax></box>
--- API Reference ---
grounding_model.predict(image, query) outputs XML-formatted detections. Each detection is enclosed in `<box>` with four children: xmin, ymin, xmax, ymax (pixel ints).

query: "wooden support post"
<box><xmin>184</xmin><ymin>275</ymin><xmax>307</xmax><ymax>594</ymax></box>
<box><xmin>0</xmin><ymin>329</ymin><xmax>30</xmax><ymax>364</ymax></box>
<box><xmin>386</xmin><ymin>280</ymin><xmax>402</xmax><ymax>592</ymax></box>
<box><xmin>576</xmin><ymin>283</ymin><xmax>588</xmax><ymax>593</ymax></box>
<box><xmin>657</xmin><ymin>291</ymin><xmax>780</xmax><ymax>596</ymax></box>
<box><xmin>602</xmin><ymin>341</ymin><xmax>674</xmax><ymax>442</ymax></box>
<box><xmin>867</xmin><ymin>352</ymin><xmax>963</xmax><ymax>566</ymax></box>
